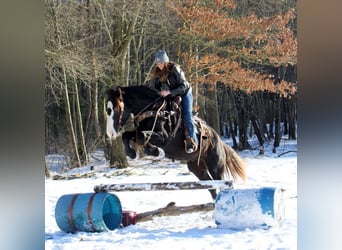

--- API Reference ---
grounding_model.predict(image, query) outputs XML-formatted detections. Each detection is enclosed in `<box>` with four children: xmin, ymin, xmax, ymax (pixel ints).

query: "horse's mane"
<box><xmin>122</xmin><ymin>85</ymin><xmax>159</xmax><ymax>100</ymax></box>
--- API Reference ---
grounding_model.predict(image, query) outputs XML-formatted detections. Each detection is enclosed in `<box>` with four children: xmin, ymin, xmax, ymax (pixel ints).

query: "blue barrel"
<box><xmin>55</xmin><ymin>192</ymin><xmax>122</xmax><ymax>233</ymax></box>
<box><xmin>214</xmin><ymin>187</ymin><xmax>285</xmax><ymax>229</ymax></box>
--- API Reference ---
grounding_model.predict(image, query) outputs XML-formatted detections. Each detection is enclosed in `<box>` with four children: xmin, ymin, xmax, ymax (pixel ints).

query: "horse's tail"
<box><xmin>223</xmin><ymin>143</ymin><xmax>247</xmax><ymax>184</ymax></box>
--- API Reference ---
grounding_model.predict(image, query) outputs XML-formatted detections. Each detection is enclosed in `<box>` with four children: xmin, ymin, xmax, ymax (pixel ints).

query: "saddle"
<box><xmin>194</xmin><ymin>116</ymin><xmax>210</xmax><ymax>139</ymax></box>
<box><xmin>135</xmin><ymin>96</ymin><xmax>210</xmax><ymax>142</ymax></box>
<box><xmin>133</xmin><ymin>96</ymin><xmax>182</xmax><ymax>142</ymax></box>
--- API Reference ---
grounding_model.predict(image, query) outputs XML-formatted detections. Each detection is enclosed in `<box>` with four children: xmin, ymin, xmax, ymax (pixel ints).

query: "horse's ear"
<box><xmin>116</xmin><ymin>86</ymin><xmax>122</xmax><ymax>95</ymax></box>
<box><xmin>106</xmin><ymin>88</ymin><xmax>116</xmax><ymax>99</ymax></box>
<box><xmin>107</xmin><ymin>87</ymin><xmax>123</xmax><ymax>99</ymax></box>
<box><xmin>116</xmin><ymin>86</ymin><xmax>124</xmax><ymax>100</ymax></box>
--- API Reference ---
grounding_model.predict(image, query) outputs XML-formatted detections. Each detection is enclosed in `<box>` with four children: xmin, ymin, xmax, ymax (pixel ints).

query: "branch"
<box><xmin>278</xmin><ymin>150</ymin><xmax>297</xmax><ymax>157</ymax></box>
<box><xmin>96</xmin><ymin>2</ymin><xmax>113</xmax><ymax>45</ymax></box>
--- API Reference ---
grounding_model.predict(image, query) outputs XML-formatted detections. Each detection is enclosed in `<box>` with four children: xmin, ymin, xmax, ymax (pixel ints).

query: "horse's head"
<box><xmin>106</xmin><ymin>85</ymin><xmax>163</xmax><ymax>139</ymax></box>
<box><xmin>106</xmin><ymin>87</ymin><xmax>126</xmax><ymax>139</ymax></box>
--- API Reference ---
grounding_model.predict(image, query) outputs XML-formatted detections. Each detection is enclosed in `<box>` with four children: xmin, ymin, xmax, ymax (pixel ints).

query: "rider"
<box><xmin>145</xmin><ymin>49</ymin><xmax>198</xmax><ymax>153</ymax></box>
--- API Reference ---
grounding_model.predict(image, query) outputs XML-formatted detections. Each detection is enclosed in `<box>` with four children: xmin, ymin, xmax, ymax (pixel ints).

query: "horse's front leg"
<box><xmin>144</xmin><ymin>143</ymin><xmax>160</xmax><ymax>157</ymax></box>
<box><xmin>122</xmin><ymin>130</ymin><xmax>160</xmax><ymax>159</ymax></box>
<box><xmin>122</xmin><ymin>131</ymin><xmax>137</xmax><ymax>159</ymax></box>
<box><xmin>126</xmin><ymin>131</ymin><xmax>160</xmax><ymax>156</ymax></box>
<box><xmin>138</xmin><ymin>131</ymin><xmax>167</xmax><ymax>147</ymax></box>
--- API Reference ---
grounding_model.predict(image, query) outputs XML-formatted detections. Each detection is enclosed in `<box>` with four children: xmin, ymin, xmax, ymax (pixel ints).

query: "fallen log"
<box><xmin>52</xmin><ymin>172</ymin><xmax>96</xmax><ymax>180</ymax></box>
<box><xmin>136</xmin><ymin>202</ymin><xmax>215</xmax><ymax>223</ymax></box>
<box><xmin>94</xmin><ymin>180</ymin><xmax>233</xmax><ymax>192</ymax></box>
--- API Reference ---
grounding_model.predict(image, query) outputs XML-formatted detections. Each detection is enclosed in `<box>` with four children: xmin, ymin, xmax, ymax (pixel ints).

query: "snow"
<box><xmin>214</xmin><ymin>187</ymin><xmax>284</xmax><ymax>230</ymax></box>
<box><xmin>45</xmin><ymin>137</ymin><xmax>297</xmax><ymax>249</ymax></box>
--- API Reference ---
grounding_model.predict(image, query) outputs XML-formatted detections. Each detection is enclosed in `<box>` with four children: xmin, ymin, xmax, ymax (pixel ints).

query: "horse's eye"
<box><xmin>106</xmin><ymin>108</ymin><xmax>112</xmax><ymax>116</ymax></box>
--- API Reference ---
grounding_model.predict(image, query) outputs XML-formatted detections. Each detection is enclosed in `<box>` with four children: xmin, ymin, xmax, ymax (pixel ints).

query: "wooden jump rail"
<box><xmin>94</xmin><ymin>180</ymin><xmax>234</xmax><ymax>193</ymax></box>
<box><xmin>93</xmin><ymin>180</ymin><xmax>234</xmax><ymax>224</ymax></box>
<box><xmin>55</xmin><ymin>180</ymin><xmax>283</xmax><ymax>230</ymax></box>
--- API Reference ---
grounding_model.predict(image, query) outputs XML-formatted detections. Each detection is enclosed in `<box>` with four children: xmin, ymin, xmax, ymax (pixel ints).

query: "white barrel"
<box><xmin>214</xmin><ymin>187</ymin><xmax>285</xmax><ymax>230</ymax></box>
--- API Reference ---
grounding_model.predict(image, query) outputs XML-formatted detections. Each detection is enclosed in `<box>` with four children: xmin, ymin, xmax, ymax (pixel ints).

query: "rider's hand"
<box><xmin>160</xmin><ymin>90</ymin><xmax>171</xmax><ymax>97</ymax></box>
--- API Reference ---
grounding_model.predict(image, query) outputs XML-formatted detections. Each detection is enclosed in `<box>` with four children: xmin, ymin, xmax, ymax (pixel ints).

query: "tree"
<box><xmin>168</xmin><ymin>0</ymin><xmax>297</xmax><ymax>150</ymax></box>
<box><xmin>97</xmin><ymin>0</ymin><xmax>145</xmax><ymax>168</ymax></box>
<box><xmin>45</xmin><ymin>0</ymin><xmax>297</xmax><ymax>164</ymax></box>
<box><xmin>45</xmin><ymin>0</ymin><xmax>89</xmax><ymax>167</ymax></box>
<box><xmin>45</xmin><ymin>0</ymin><xmax>150</xmax><ymax>167</ymax></box>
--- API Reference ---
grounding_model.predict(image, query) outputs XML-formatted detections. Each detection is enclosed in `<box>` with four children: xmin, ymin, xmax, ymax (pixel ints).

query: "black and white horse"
<box><xmin>106</xmin><ymin>85</ymin><xmax>246</xmax><ymax>199</ymax></box>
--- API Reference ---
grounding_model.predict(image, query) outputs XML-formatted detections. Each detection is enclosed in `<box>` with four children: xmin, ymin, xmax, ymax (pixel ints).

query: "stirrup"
<box><xmin>184</xmin><ymin>137</ymin><xmax>198</xmax><ymax>154</ymax></box>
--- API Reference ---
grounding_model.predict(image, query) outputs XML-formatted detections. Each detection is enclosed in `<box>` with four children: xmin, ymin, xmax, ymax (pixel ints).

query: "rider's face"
<box><xmin>156</xmin><ymin>62</ymin><xmax>165</xmax><ymax>70</ymax></box>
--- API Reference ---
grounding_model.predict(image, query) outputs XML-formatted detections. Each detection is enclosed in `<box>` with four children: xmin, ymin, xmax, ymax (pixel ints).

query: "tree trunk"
<box><xmin>72</xmin><ymin>68</ymin><xmax>88</xmax><ymax>164</ymax></box>
<box><xmin>108</xmin><ymin>136</ymin><xmax>128</xmax><ymax>169</ymax></box>
<box><xmin>250</xmin><ymin>115</ymin><xmax>264</xmax><ymax>146</ymax></box>
<box><xmin>87</xmin><ymin>0</ymin><xmax>102</xmax><ymax>139</ymax></box>
<box><xmin>107</xmin><ymin>1</ymin><xmax>144</xmax><ymax>168</ymax></box>
<box><xmin>131</xmin><ymin>22</ymin><xmax>146</xmax><ymax>85</ymax></box>
<box><xmin>250</xmin><ymin>91</ymin><xmax>266</xmax><ymax>146</ymax></box>
<box><xmin>268</xmin><ymin>92</ymin><xmax>275</xmax><ymax>139</ymax></box>
<box><xmin>62</xmin><ymin>67</ymin><xmax>81</xmax><ymax>168</ymax></box>
<box><xmin>229</xmin><ymin>120</ymin><xmax>239</xmax><ymax>149</ymax></box>
<box><xmin>273</xmin><ymin>94</ymin><xmax>282</xmax><ymax>152</ymax></box>
<box><xmin>217</xmin><ymin>83</ymin><xmax>227</xmax><ymax>136</ymax></box>
<box><xmin>45</xmin><ymin>164</ymin><xmax>51</xmax><ymax>178</ymax></box>
<box><xmin>237</xmin><ymin>91</ymin><xmax>251</xmax><ymax>150</ymax></box>
<box><xmin>205</xmin><ymin>83</ymin><xmax>220</xmax><ymax>134</ymax></box>
<box><xmin>238</xmin><ymin>109</ymin><xmax>251</xmax><ymax>150</ymax></box>
<box><xmin>282</xmin><ymin>99</ymin><xmax>289</xmax><ymax>135</ymax></box>
<box><xmin>191</xmin><ymin>45</ymin><xmax>199</xmax><ymax>112</ymax></box>
<box><xmin>288</xmin><ymin>94</ymin><xmax>297</xmax><ymax>140</ymax></box>
<box><xmin>226</xmin><ymin>86</ymin><xmax>239</xmax><ymax>149</ymax></box>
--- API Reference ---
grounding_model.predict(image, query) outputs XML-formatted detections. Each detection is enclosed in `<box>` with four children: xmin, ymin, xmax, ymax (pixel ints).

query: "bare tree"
<box><xmin>45</xmin><ymin>0</ymin><xmax>297</xmax><ymax>163</ymax></box>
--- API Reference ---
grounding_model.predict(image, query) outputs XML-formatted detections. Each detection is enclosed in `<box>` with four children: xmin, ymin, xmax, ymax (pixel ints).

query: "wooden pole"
<box><xmin>94</xmin><ymin>180</ymin><xmax>233</xmax><ymax>192</ymax></box>
<box><xmin>136</xmin><ymin>202</ymin><xmax>215</xmax><ymax>223</ymax></box>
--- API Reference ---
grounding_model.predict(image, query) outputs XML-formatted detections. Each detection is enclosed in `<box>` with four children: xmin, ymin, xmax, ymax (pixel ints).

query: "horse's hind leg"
<box><xmin>201</xmin><ymin>136</ymin><xmax>227</xmax><ymax>181</ymax></box>
<box><xmin>187</xmin><ymin>160</ymin><xmax>217</xmax><ymax>200</ymax></box>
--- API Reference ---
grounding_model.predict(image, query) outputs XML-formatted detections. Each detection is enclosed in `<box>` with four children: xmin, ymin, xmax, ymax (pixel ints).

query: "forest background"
<box><xmin>45</xmin><ymin>0</ymin><xmax>297</xmax><ymax>168</ymax></box>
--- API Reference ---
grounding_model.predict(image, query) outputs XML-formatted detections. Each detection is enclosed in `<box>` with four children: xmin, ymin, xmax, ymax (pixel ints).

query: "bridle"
<box><xmin>115</xmin><ymin>97</ymin><xmax>125</xmax><ymax>132</ymax></box>
<box><xmin>110</xmin><ymin>93</ymin><xmax>163</xmax><ymax>134</ymax></box>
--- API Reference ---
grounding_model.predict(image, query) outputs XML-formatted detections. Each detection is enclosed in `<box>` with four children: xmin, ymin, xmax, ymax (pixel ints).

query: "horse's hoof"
<box><xmin>186</xmin><ymin>148</ymin><xmax>194</xmax><ymax>154</ymax></box>
<box><xmin>126</xmin><ymin>150</ymin><xmax>137</xmax><ymax>159</ymax></box>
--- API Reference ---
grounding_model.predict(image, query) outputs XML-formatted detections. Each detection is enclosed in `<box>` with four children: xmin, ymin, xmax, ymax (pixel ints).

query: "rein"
<box><xmin>116</xmin><ymin>95</ymin><xmax>163</xmax><ymax>133</ymax></box>
<box><xmin>117</xmin><ymin>92</ymin><xmax>182</xmax><ymax>147</ymax></box>
<box><xmin>134</xmin><ymin>96</ymin><xmax>163</xmax><ymax>119</ymax></box>
<box><xmin>132</xmin><ymin>96</ymin><xmax>182</xmax><ymax>146</ymax></box>
<box><xmin>141</xmin><ymin>99</ymin><xmax>167</xmax><ymax>146</ymax></box>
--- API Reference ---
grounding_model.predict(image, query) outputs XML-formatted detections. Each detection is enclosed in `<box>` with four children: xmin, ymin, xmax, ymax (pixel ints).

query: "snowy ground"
<box><xmin>45</xmin><ymin>138</ymin><xmax>297</xmax><ymax>250</ymax></box>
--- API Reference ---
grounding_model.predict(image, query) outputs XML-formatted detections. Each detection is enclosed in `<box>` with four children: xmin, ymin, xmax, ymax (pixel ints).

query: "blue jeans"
<box><xmin>181</xmin><ymin>92</ymin><xmax>198</xmax><ymax>145</ymax></box>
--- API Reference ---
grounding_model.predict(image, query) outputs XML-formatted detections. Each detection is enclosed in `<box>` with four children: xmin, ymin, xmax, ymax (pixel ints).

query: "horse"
<box><xmin>106</xmin><ymin>85</ymin><xmax>247</xmax><ymax>199</ymax></box>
